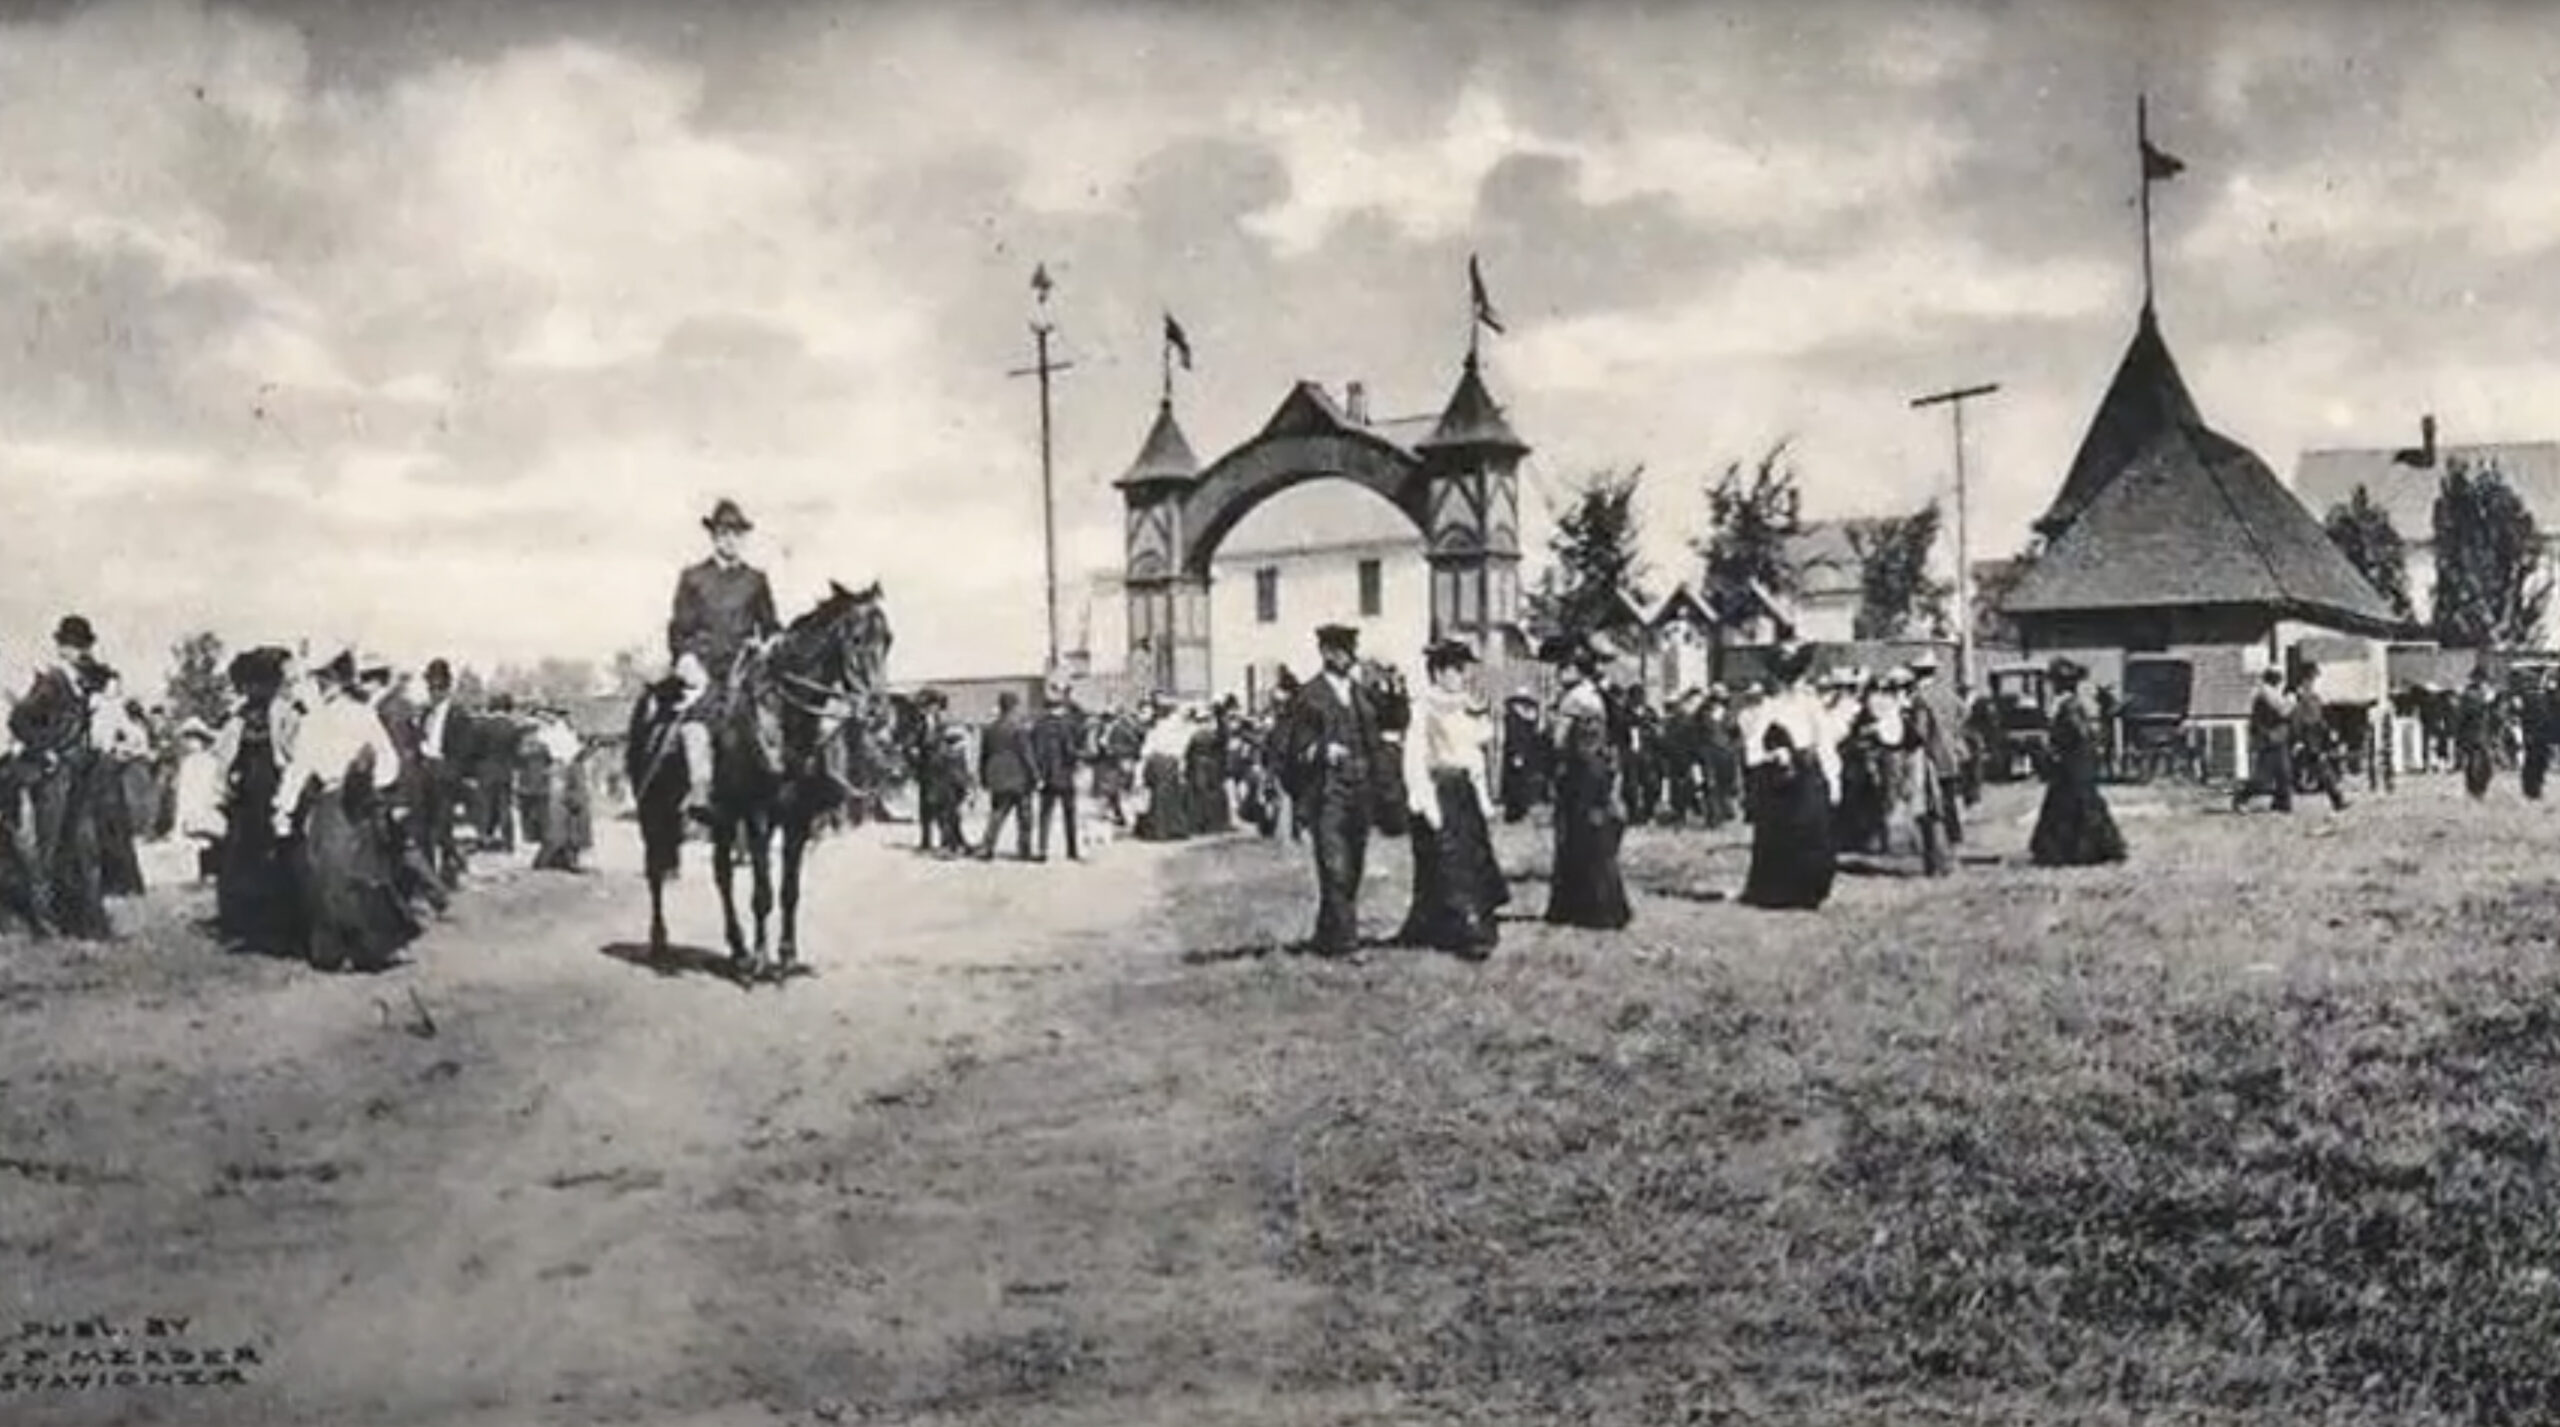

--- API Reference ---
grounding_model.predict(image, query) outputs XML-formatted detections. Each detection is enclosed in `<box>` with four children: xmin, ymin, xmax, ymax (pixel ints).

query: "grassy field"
<box><xmin>819</xmin><ymin>773</ymin><xmax>2560</xmax><ymax>1426</ymax></box>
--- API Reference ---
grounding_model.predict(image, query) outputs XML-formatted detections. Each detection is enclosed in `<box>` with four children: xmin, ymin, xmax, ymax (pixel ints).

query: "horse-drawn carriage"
<box><xmin>2115</xmin><ymin>655</ymin><xmax>2203</xmax><ymax>783</ymax></box>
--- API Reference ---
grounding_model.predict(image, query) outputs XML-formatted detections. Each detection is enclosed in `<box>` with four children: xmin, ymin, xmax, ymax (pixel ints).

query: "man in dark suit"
<box><xmin>976</xmin><ymin>691</ymin><xmax>1036</xmax><ymax>861</ymax></box>
<box><xmin>667</xmin><ymin>498</ymin><xmax>781</xmax><ymax>821</ymax></box>
<box><xmin>414</xmin><ymin>659</ymin><xmax>468</xmax><ymax>888</ymax></box>
<box><xmin>12</xmin><ymin>615</ymin><xmax>107</xmax><ymax>939</ymax></box>
<box><xmin>1029</xmin><ymin>687</ymin><xmax>1082</xmax><ymax>862</ymax></box>
<box><xmin>1278</xmin><ymin>623</ymin><xmax>1382</xmax><ymax>958</ymax></box>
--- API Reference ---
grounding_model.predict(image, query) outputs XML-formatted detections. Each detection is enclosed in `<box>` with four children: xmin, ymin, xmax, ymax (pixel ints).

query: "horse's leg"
<box><xmin>748</xmin><ymin>809</ymin><xmax>775</xmax><ymax>973</ymax></box>
<box><xmin>648</xmin><ymin>866</ymin><xmax>668</xmax><ymax>955</ymax></box>
<box><xmin>778</xmin><ymin>810</ymin><xmax>809</xmax><ymax>970</ymax></box>
<box><xmin>712</xmin><ymin>816</ymin><xmax>749</xmax><ymax>969</ymax></box>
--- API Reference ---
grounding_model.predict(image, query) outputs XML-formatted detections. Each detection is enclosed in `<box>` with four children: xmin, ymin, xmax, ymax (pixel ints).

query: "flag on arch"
<box><xmin>1163</xmin><ymin>312</ymin><xmax>1194</xmax><ymax>370</ymax></box>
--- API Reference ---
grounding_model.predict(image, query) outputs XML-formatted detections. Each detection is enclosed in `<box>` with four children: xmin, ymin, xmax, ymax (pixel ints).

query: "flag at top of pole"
<box><xmin>1161</xmin><ymin>311</ymin><xmax>1193</xmax><ymax>402</ymax></box>
<box><xmin>2136</xmin><ymin>94</ymin><xmax>2186</xmax><ymax>311</ymax></box>
<box><xmin>1468</xmin><ymin>253</ymin><xmax>1505</xmax><ymax>357</ymax></box>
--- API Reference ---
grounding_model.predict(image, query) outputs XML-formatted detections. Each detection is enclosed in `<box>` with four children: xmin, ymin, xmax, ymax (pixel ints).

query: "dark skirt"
<box><xmin>219</xmin><ymin>792</ymin><xmax>300</xmax><ymax>954</ymax></box>
<box><xmin>1189</xmin><ymin>752</ymin><xmax>1233</xmax><ymax>834</ymax></box>
<box><xmin>1742</xmin><ymin>754</ymin><xmax>1837</xmax><ymax>910</ymax></box>
<box><xmin>30</xmin><ymin>755</ymin><xmax>110</xmax><ymax>939</ymax></box>
<box><xmin>2030</xmin><ymin>775</ymin><xmax>2128</xmax><ymax>867</ymax></box>
<box><xmin>95</xmin><ymin>764</ymin><xmax>145</xmax><ymax>899</ymax></box>
<box><xmin>1398</xmin><ymin>769</ymin><xmax>1511</xmax><ymax>954</ymax></box>
<box><xmin>1545</xmin><ymin>775</ymin><xmax>1631</xmax><ymax>931</ymax></box>
<box><xmin>292</xmin><ymin>783</ymin><xmax>423</xmax><ymax>973</ymax></box>
<box><xmin>1136</xmin><ymin>754</ymin><xmax>1192</xmax><ymax>841</ymax></box>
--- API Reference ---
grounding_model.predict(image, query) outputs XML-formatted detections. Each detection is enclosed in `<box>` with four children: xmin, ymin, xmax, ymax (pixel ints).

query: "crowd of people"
<box><xmin>0</xmin><ymin>615</ymin><xmax>602</xmax><ymax>969</ymax></box>
<box><xmin>883</xmin><ymin>622</ymin><xmax>2127</xmax><ymax>965</ymax></box>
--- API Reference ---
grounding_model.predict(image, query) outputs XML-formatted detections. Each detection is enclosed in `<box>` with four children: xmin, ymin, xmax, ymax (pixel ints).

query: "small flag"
<box><xmin>1163</xmin><ymin>312</ymin><xmax>1193</xmax><ymax>370</ymax></box>
<box><xmin>1469</xmin><ymin>254</ymin><xmax>1506</xmax><ymax>335</ymax></box>
<box><xmin>1031</xmin><ymin>263</ymin><xmax>1054</xmax><ymax>300</ymax></box>
<box><xmin>2140</xmin><ymin>137</ymin><xmax>2185</xmax><ymax>183</ymax></box>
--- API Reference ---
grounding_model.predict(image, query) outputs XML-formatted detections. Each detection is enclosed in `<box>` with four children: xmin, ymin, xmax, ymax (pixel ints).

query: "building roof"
<box><xmin>2292</xmin><ymin>441</ymin><xmax>2560</xmax><ymax>542</ymax></box>
<box><xmin>2035</xmin><ymin>304</ymin><xmax>2204</xmax><ymax>538</ymax></box>
<box><xmin>2003</xmin><ymin>420</ymin><xmax>2403</xmax><ymax>634</ymax></box>
<box><xmin>1418</xmin><ymin>352</ymin><xmax>1527</xmax><ymax>455</ymax></box>
<box><xmin>1115</xmin><ymin>398</ymin><xmax>1201</xmax><ymax>488</ymax></box>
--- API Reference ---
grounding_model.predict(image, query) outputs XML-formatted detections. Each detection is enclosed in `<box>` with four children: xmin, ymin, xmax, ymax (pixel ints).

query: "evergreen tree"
<box><xmin>1850</xmin><ymin>502</ymin><xmax>1953</xmax><ymax>640</ymax></box>
<box><xmin>163</xmin><ymin>631</ymin><xmax>229</xmax><ymax>726</ymax></box>
<box><xmin>1696</xmin><ymin>440</ymin><xmax>1805</xmax><ymax>617</ymax></box>
<box><xmin>1542</xmin><ymin>468</ymin><xmax>1649</xmax><ymax>641</ymax></box>
<box><xmin>2432</xmin><ymin>458</ymin><xmax>2550</xmax><ymax>648</ymax></box>
<box><xmin>2322</xmin><ymin>484</ymin><xmax>2416</xmax><ymax>624</ymax></box>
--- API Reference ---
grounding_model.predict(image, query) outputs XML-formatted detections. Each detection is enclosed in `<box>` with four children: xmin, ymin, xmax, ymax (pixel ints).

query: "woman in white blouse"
<box><xmin>1393</xmin><ymin>638</ymin><xmax>1509</xmax><ymax>957</ymax></box>
<box><xmin>275</xmin><ymin>651</ymin><xmax>419</xmax><ymax>972</ymax></box>
<box><xmin>1739</xmin><ymin>640</ymin><xmax>1839</xmax><ymax>910</ymax></box>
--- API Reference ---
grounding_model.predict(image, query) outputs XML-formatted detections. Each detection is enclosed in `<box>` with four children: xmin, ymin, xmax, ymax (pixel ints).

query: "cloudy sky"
<box><xmin>6</xmin><ymin>0</ymin><xmax>2560</xmax><ymax>682</ymax></box>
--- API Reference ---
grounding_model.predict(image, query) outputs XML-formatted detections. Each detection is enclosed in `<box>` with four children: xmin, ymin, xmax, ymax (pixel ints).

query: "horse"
<box><xmin>628</xmin><ymin>580</ymin><xmax>892</xmax><ymax>982</ymax></box>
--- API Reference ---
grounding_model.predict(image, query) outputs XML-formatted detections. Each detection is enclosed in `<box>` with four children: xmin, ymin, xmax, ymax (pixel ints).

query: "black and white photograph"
<box><xmin>8</xmin><ymin>1</ymin><xmax>2560</xmax><ymax>1423</ymax></box>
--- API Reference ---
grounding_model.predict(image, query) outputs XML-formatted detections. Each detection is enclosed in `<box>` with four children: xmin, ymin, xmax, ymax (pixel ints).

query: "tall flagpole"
<box><xmin>2138</xmin><ymin>93</ymin><xmax>2155</xmax><ymax>311</ymax></box>
<box><xmin>1009</xmin><ymin>267</ymin><xmax>1076</xmax><ymax>676</ymax></box>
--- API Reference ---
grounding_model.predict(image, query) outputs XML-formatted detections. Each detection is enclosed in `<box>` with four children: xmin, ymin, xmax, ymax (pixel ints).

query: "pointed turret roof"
<box><xmin>1419</xmin><ymin>351</ymin><xmax>1527</xmax><ymax>455</ymax></box>
<box><xmin>1115</xmin><ymin>398</ymin><xmax>1199</xmax><ymax>489</ymax></box>
<box><xmin>2003</xmin><ymin>418</ymin><xmax>2403</xmax><ymax>636</ymax></box>
<box><xmin>2034</xmin><ymin>303</ymin><xmax>2202</xmax><ymax>538</ymax></box>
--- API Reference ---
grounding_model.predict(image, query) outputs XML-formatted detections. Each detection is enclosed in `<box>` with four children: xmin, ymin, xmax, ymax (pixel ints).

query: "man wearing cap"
<box><xmin>1499</xmin><ymin>691</ymin><xmax>1547</xmax><ymax>822</ymax></box>
<box><xmin>1698</xmin><ymin>684</ymin><xmax>1742</xmax><ymax>829</ymax></box>
<box><xmin>666</xmin><ymin>498</ymin><xmax>781</xmax><ymax>821</ymax></box>
<box><xmin>2230</xmin><ymin>668</ymin><xmax>2297</xmax><ymax>813</ymax></box>
<box><xmin>1029</xmin><ymin>685</ymin><xmax>1084</xmax><ymax>861</ymax></box>
<box><xmin>975</xmin><ymin>690</ymin><xmax>1037</xmax><ymax>861</ymax></box>
<box><xmin>415</xmin><ymin>659</ymin><xmax>468</xmax><ymax>888</ymax></box>
<box><xmin>11</xmin><ymin>616</ymin><xmax>108</xmax><ymax>938</ymax></box>
<box><xmin>2288</xmin><ymin>661</ymin><xmax>2350</xmax><ymax>812</ymax></box>
<box><xmin>1906</xmin><ymin>656</ymin><xmax>1965</xmax><ymax>846</ymax></box>
<box><xmin>1277</xmin><ymin>623</ymin><xmax>1386</xmax><ymax>957</ymax></box>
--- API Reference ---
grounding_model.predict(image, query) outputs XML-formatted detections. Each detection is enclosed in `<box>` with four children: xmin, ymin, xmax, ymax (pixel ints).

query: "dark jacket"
<box><xmin>978</xmin><ymin>713</ymin><xmax>1035</xmax><ymax>796</ymax></box>
<box><xmin>668</xmin><ymin>557</ymin><xmax>780</xmax><ymax>680</ymax></box>
<box><xmin>1278</xmin><ymin>670</ymin><xmax>1382</xmax><ymax>808</ymax></box>
<box><xmin>1029</xmin><ymin>710</ymin><xmax>1080</xmax><ymax>790</ymax></box>
<box><xmin>10</xmin><ymin>666</ymin><xmax>88</xmax><ymax>759</ymax></box>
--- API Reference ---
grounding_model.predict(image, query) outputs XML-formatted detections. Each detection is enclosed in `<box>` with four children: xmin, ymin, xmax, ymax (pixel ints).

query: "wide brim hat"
<box><xmin>703</xmin><ymin>498</ymin><xmax>753</xmax><ymax>534</ymax></box>
<box><xmin>316</xmin><ymin>650</ymin><xmax>360</xmax><ymax>686</ymax></box>
<box><xmin>1423</xmin><ymin>636</ymin><xmax>1478</xmax><ymax>670</ymax></box>
<box><xmin>52</xmin><ymin>615</ymin><xmax>96</xmax><ymax>649</ymax></box>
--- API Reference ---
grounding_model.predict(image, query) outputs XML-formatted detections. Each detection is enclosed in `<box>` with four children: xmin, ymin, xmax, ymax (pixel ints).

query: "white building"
<box><xmin>1080</xmin><ymin>480</ymin><xmax>1429</xmax><ymax>710</ymax></box>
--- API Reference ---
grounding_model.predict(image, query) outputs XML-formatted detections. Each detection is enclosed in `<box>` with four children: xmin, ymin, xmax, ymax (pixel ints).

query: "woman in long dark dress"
<box><xmin>1135</xmin><ymin>706</ymin><xmax>1194</xmax><ymax>841</ymax></box>
<box><xmin>275</xmin><ymin>652</ymin><xmax>421</xmax><ymax>973</ymax></box>
<box><xmin>1186</xmin><ymin>709</ymin><xmax>1233</xmax><ymax>834</ymax></box>
<box><xmin>2029</xmin><ymin>658</ymin><xmax>2128</xmax><ymax>868</ymax></box>
<box><xmin>1740</xmin><ymin>642</ymin><xmax>1838</xmax><ymax>910</ymax></box>
<box><xmin>1543</xmin><ymin>637</ymin><xmax>1632</xmax><ymax>931</ymax></box>
<box><xmin>214</xmin><ymin>649</ymin><xmax>300</xmax><ymax>953</ymax></box>
<box><xmin>1395</xmin><ymin>638</ymin><xmax>1509</xmax><ymax>957</ymax></box>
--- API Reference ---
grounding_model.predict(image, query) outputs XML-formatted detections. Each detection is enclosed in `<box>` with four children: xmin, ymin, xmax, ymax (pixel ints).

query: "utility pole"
<box><xmin>1909</xmin><ymin>381</ymin><xmax>2000</xmax><ymax>692</ymax></box>
<box><xmin>1008</xmin><ymin>265</ymin><xmax>1075</xmax><ymax>675</ymax></box>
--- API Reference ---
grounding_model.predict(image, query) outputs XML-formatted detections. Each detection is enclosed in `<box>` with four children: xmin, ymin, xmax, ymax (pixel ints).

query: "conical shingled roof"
<box><xmin>1419</xmin><ymin>352</ymin><xmax>1527</xmax><ymax>454</ymax></box>
<box><xmin>2003</xmin><ymin>420</ymin><xmax>2402</xmax><ymax>635</ymax></box>
<box><xmin>1115</xmin><ymin>398</ymin><xmax>1199</xmax><ymax>488</ymax></box>
<box><xmin>2034</xmin><ymin>303</ymin><xmax>2203</xmax><ymax>538</ymax></box>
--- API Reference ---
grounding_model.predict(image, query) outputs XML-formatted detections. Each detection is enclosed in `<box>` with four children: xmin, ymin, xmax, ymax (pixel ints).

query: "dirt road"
<box><xmin>4</xmin><ymin>819</ymin><xmax>1231</xmax><ymax>1427</ymax></box>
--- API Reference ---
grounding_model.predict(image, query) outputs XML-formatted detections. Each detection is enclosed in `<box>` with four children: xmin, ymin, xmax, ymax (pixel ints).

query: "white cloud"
<box><xmin>1511</xmin><ymin>237</ymin><xmax>2121</xmax><ymax>386</ymax></box>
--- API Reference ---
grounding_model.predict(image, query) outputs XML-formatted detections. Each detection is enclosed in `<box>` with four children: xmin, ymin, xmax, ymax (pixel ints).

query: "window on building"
<box><xmin>1255</xmin><ymin>567</ymin><xmax>1279</xmax><ymax>624</ymax></box>
<box><xmin>1358</xmin><ymin>558</ymin><xmax>1383</xmax><ymax>617</ymax></box>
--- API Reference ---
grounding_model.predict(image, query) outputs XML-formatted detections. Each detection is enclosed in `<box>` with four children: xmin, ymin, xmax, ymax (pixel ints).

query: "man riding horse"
<box><xmin>667</xmin><ymin>497</ymin><xmax>781</xmax><ymax>824</ymax></box>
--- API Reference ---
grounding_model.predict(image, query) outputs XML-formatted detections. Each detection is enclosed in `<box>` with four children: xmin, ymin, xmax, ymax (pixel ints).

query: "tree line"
<box><xmin>1531</xmin><ymin>444</ymin><xmax>2558</xmax><ymax>657</ymax></box>
<box><xmin>2322</xmin><ymin>458</ymin><xmax>2550</xmax><ymax>649</ymax></box>
<box><xmin>1528</xmin><ymin>442</ymin><xmax>1956</xmax><ymax>648</ymax></box>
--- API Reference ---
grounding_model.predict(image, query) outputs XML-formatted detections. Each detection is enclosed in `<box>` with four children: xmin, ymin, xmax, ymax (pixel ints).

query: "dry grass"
<box><xmin>859</xmin><ymin>775</ymin><xmax>2560</xmax><ymax>1425</ymax></box>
